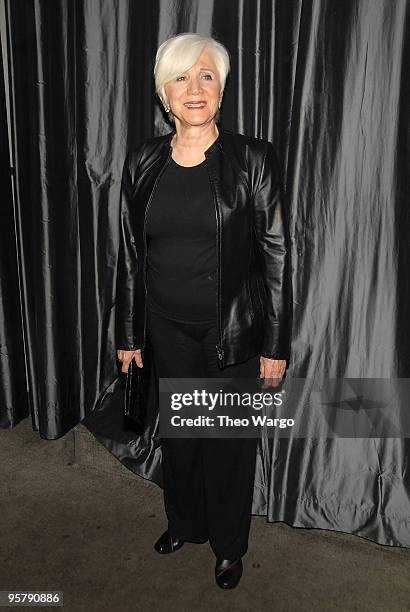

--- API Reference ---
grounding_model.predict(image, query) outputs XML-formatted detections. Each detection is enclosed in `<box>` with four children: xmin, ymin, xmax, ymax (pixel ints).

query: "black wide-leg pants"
<box><xmin>147</xmin><ymin>308</ymin><xmax>260</xmax><ymax>559</ymax></box>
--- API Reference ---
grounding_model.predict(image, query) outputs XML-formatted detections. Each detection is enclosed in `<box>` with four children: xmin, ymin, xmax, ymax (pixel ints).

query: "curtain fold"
<box><xmin>2</xmin><ymin>0</ymin><xmax>409</xmax><ymax>547</ymax></box>
<box><xmin>0</xmin><ymin>29</ymin><xmax>30</xmax><ymax>427</ymax></box>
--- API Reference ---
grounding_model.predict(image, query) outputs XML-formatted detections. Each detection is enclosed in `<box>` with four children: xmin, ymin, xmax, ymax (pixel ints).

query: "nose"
<box><xmin>187</xmin><ymin>74</ymin><xmax>203</xmax><ymax>95</ymax></box>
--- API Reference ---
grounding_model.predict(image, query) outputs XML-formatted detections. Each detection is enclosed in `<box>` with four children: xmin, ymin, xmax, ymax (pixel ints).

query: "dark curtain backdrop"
<box><xmin>2</xmin><ymin>0</ymin><xmax>410</xmax><ymax>546</ymax></box>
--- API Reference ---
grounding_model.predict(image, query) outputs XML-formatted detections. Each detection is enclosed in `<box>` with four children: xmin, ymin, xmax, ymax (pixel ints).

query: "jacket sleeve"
<box><xmin>252</xmin><ymin>141</ymin><xmax>292</xmax><ymax>361</ymax></box>
<box><xmin>115</xmin><ymin>151</ymin><xmax>140</xmax><ymax>351</ymax></box>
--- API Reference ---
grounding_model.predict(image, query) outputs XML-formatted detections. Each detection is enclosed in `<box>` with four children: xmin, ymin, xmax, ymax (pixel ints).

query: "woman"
<box><xmin>116</xmin><ymin>32</ymin><xmax>291</xmax><ymax>589</ymax></box>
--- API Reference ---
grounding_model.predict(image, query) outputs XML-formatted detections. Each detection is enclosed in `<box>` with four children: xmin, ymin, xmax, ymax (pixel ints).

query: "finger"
<box><xmin>267</xmin><ymin>371</ymin><xmax>284</xmax><ymax>382</ymax></box>
<box><xmin>261</xmin><ymin>377</ymin><xmax>276</xmax><ymax>389</ymax></box>
<box><xmin>261</xmin><ymin>361</ymin><xmax>285</xmax><ymax>381</ymax></box>
<box><xmin>266</xmin><ymin>364</ymin><xmax>285</xmax><ymax>378</ymax></box>
<box><xmin>134</xmin><ymin>352</ymin><xmax>144</xmax><ymax>368</ymax></box>
<box><xmin>259</xmin><ymin>357</ymin><xmax>264</xmax><ymax>378</ymax></box>
<box><xmin>121</xmin><ymin>360</ymin><xmax>131</xmax><ymax>374</ymax></box>
<box><xmin>261</xmin><ymin>377</ymin><xmax>281</xmax><ymax>389</ymax></box>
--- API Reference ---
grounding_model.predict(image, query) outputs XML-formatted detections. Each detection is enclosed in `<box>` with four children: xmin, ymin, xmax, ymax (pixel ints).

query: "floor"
<box><xmin>1</xmin><ymin>418</ymin><xmax>410</xmax><ymax>612</ymax></box>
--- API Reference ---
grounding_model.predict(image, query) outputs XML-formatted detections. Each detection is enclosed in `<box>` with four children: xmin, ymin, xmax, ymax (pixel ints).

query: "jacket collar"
<box><xmin>165</xmin><ymin>126</ymin><xmax>223</xmax><ymax>157</ymax></box>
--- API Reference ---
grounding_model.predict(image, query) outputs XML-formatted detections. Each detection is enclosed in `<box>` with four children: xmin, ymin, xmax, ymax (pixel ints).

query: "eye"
<box><xmin>201</xmin><ymin>73</ymin><xmax>213</xmax><ymax>79</ymax></box>
<box><xmin>176</xmin><ymin>75</ymin><xmax>186</xmax><ymax>81</ymax></box>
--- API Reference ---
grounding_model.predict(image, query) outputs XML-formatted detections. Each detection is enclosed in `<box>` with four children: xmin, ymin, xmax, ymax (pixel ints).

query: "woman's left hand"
<box><xmin>260</xmin><ymin>357</ymin><xmax>286</xmax><ymax>388</ymax></box>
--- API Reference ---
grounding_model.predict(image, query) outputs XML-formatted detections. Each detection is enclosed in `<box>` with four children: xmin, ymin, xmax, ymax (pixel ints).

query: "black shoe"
<box><xmin>215</xmin><ymin>557</ymin><xmax>243</xmax><ymax>589</ymax></box>
<box><xmin>154</xmin><ymin>529</ymin><xmax>185</xmax><ymax>554</ymax></box>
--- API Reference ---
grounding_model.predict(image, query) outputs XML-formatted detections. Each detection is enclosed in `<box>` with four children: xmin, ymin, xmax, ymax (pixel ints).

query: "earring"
<box><xmin>164</xmin><ymin>104</ymin><xmax>170</xmax><ymax>113</ymax></box>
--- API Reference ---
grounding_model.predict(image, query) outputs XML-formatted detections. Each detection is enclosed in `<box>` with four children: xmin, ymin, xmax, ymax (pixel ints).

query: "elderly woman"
<box><xmin>116</xmin><ymin>32</ymin><xmax>291</xmax><ymax>589</ymax></box>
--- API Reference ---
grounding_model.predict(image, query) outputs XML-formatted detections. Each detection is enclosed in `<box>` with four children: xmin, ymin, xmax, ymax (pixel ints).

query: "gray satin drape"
<box><xmin>2</xmin><ymin>0</ymin><xmax>409</xmax><ymax>546</ymax></box>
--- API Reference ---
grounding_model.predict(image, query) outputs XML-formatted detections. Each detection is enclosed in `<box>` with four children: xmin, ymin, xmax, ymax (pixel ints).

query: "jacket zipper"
<box><xmin>141</xmin><ymin>149</ymin><xmax>172</xmax><ymax>354</ymax></box>
<box><xmin>247</xmin><ymin>279</ymin><xmax>256</xmax><ymax>321</ymax></box>
<box><xmin>205</xmin><ymin>161</ymin><xmax>224</xmax><ymax>366</ymax></box>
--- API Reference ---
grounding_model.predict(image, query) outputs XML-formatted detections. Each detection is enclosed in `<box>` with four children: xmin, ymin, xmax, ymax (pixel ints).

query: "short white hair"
<box><xmin>154</xmin><ymin>32</ymin><xmax>230</xmax><ymax>108</ymax></box>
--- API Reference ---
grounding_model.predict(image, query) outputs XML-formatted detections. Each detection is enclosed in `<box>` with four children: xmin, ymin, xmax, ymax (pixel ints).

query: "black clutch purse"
<box><xmin>123</xmin><ymin>356</ymin><xmax>150</xmax><ymax>435</ymax></box>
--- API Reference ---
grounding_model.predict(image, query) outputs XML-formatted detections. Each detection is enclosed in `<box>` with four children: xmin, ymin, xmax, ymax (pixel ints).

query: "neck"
<box><xmin>171</xmin><ymin>122</ymin><xmax>219</xmax><ymax>150</ymax></box>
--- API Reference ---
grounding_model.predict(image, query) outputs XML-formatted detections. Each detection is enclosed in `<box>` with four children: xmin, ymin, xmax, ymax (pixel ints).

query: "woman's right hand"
<box><xmin>117</xmin><ymin>349</ymin><xmax>143</xmax><ymax>373</ymax></box>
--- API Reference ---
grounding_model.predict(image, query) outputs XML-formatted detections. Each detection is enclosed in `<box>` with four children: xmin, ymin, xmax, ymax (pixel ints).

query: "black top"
<box><xmin>145</xmin><ymin>156</ymin><xmax>217</xmax><ymax>322</ymax></box>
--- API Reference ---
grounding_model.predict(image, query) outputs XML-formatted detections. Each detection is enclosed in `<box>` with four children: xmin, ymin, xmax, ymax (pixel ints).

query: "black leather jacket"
<box><xmin>116</xmin><ymin>127</ymin><xmax>292</xmax><ymax>369</ymax></box>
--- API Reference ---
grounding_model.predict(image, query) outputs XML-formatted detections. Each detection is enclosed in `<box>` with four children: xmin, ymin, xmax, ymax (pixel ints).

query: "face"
<box><xmin>164</xmin><ymin>47</ymin><xmax>222</xmax><ymax>127</ymax></box>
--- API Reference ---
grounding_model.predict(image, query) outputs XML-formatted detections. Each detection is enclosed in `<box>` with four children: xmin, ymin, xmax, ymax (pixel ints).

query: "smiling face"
<box><xmin>163</xmin><ymin>47</ymin><xmax>222</xmax><ymax>128</ymax></box>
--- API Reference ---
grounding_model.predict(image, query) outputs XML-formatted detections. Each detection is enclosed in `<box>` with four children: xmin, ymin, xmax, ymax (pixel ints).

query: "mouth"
<box><xmin>183</xmin><ymin>101</ymin><xmax>207</xmax><ymax>109</ymax></box>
